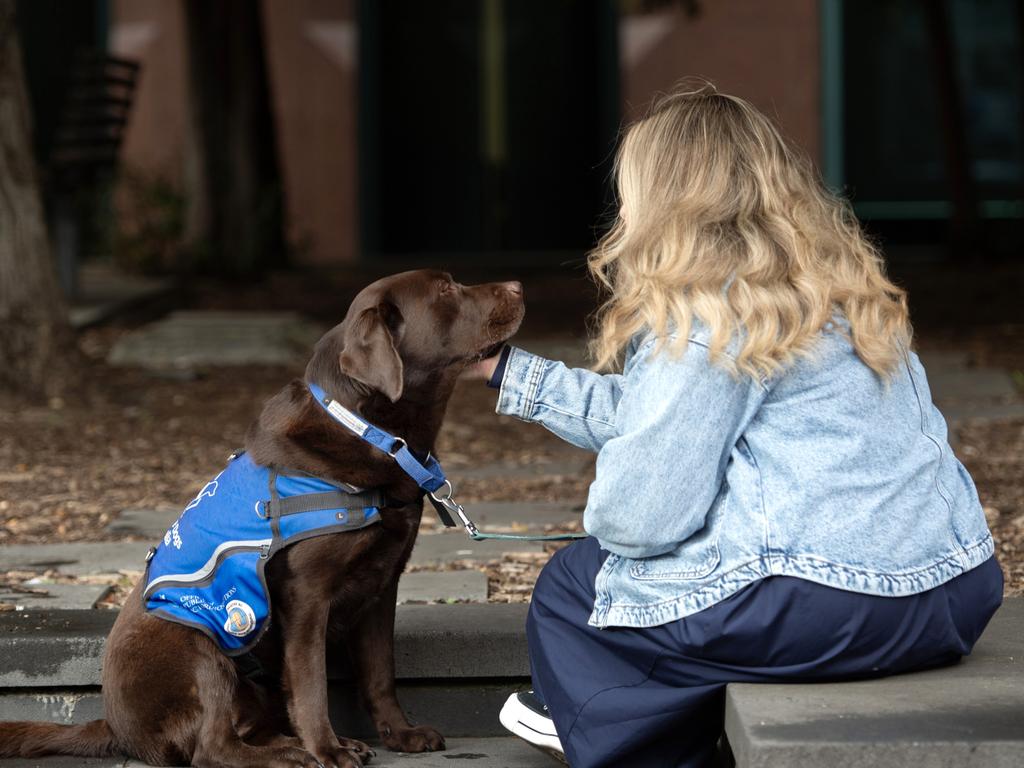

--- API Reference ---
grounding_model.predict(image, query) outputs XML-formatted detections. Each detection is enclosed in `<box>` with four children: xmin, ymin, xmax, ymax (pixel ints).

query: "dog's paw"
<box><xmin>262</xmin><ymin>745</ymin><xmax>330</xmax><ymax>768</ymax></box>
<box><xmin>337</xmin><ymin>737</ymin><xmax>374</xmax><ymax>762</ymax></box>
<box><xmin>381</xmin><ymin>724</ymin><xmax>446</xmax><ymax>753</ymax></box>
<box><xmin>308</xmin><ymin>743</ymin><xmax>366</xmax><ymax>768</ymax></box>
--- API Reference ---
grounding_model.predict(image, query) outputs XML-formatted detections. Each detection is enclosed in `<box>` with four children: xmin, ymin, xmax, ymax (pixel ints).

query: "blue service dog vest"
<box><xmin>143</xmin><ymin>452</ymin><xmax>383</xmax><ymax>655</ymax></box>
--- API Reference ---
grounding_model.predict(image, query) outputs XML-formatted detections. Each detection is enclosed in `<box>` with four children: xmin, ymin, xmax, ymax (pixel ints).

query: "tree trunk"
<box><xmin>0</xmin><ymin>0</ymin><xmax>72</xmax><ymax>397</ymax></box>
<box><xmin>182</xmin><ymin>0</ymin><xmax>285</xmax><ymax>276</ymax></box>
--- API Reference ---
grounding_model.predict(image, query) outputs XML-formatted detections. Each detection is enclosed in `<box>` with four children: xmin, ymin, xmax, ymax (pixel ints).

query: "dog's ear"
<box><xmin>339</xmin><ymin>302</ymin><xmax>404</xmax><ymax>402</ymax></box>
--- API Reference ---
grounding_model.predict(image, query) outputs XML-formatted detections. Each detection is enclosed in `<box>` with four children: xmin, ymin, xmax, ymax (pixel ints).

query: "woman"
<box><xmin>468</xmin><ymin>85</ymin><xmax>1002</xmax><ymax>767</ymax></box>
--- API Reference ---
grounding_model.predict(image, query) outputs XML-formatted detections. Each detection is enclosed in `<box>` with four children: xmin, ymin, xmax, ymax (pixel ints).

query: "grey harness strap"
<box><xmin>271</xmin><ymin>489</ymin><xmax>387</xmax><ymax>517</ymax></box>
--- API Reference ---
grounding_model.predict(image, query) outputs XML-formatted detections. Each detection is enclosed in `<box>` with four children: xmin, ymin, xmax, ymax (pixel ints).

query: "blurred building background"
<box><xmin>12</xmin><ymin>0</ymin><xmax>1024</xmax><ymax>278</ymax></box>
<box><xmin>3</xmin><ymin>0</ymin><xmax>1024</xmax><ymax>614</ymax></box>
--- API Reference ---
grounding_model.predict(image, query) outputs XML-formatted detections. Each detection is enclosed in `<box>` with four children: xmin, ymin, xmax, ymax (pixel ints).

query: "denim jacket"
<box><xmin>496</xmin><ymin>322</ymin><xmax>995</xmax><ymax>629</ymax></box>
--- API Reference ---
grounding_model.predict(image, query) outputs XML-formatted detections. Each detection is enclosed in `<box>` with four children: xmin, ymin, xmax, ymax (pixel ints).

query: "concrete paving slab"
<box><xmin>0</xmin><ymin>542</ymin><xmax>149</xmax><ymax>576</ymax></box>
<box><xmin>397</xmin><ymin>570</ymin><xmax>488</xmax><ymax>603</ymax></box>
<box><xmin>725</xmin><ymin>599</ymin><xmax>1024</xmax><ymax>768</ymax></box>
<box><xmin>455</xmin><ymin>459</ymin><xmax>594</xmax><ymax>481</ymax></box>
<box><xmin>106</xmin><ymin>508</ymin><xmax>178</xmax><ymax>538</ymax></box>
<box><xmin>0</xmin><ymin>532</ymin><xmax>522</xmax><ymax>585</ymax></box>
<box><xmin>0</xmin><ymin>584</ymin><xmax>111</xmax><ymax>610</ymax></box>
<box><xmin>453</xmin><ymin>501</ymin><xmax>581</xmax><ymax>528</ymax></box>
<box><xmin>929</xmin><ymin>368</ymin><xmax>1020</xmax><ymax>402</ymax></box>
<box><xmin>325</xmin><ymin>682</ymin><xmax>530</xmax><ymax>739</ymax></box>
<box><xmin>0</xmin><ymin>739</ymin><xmax>554</xmax><ymax>768</ymax></box>
<box><xmin>409</xmin><ymin>532</ymin><xmax>543</xmax><ymax>565</ymax></box>
<box><xmin>0</xmin><ymin>536</ymin><xmax>530</xmax><ymax>576</ymax></box>
<box><xmin>109</xmin><ymin>502</ymin><xmax>582</xmax><ymax>541</ymax></box>
<box><xmin>941</xmin><ymin>401</ymin><xmax>1024</xmax><ymax>424</ymax></box>
<box><xmin>107</xmin><ymin>310</ymin><xmax>322</xmax><ymax>369</ymax></box>
<box><xmin>917</xmin><ymin>350</ymin><xmax>970</xmax><ymax>373</ymax></box>
<box><xmin>64</xmin><ymin>739</ymin><xmax>555</xmax><ymax>767</ymax></box>
<box><xmin>359</xmin><ymin>738</ymin><xmax>553</xmax><ymax>767</ymax></box>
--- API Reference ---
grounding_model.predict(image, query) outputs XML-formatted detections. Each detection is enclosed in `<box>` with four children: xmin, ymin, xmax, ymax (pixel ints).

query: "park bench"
<box><xmin>0</xmin><ymin>599</ymin><xmax>1021</xmax><ymax>767</ymax></box>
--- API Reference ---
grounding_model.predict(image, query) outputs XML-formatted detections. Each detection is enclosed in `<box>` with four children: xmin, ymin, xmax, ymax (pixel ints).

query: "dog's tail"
<box><xmin>0</xmin><ymin>719</ymin><xmax>118</xmax><ymax>758</ymax></box>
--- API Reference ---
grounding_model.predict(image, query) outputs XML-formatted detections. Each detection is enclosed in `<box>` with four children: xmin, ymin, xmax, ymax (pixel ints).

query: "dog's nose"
<box><xmin>503</xmin><ymin>281</ymin><xmax>523</xmax><ymax>297</ymax></box>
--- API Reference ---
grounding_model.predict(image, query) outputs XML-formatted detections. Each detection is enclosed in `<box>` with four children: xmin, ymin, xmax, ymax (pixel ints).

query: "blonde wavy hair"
<box><xmin>589</xmin><ymin>83</ymin><xmax>911</xmax><ymax>379</ymax></box>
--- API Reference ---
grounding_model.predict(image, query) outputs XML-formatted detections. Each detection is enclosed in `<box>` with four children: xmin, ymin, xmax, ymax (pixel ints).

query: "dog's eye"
<box><xmin>438</xmin><ymin>281</ymin><xmax>454</xmax><ymax>295</ymax></box>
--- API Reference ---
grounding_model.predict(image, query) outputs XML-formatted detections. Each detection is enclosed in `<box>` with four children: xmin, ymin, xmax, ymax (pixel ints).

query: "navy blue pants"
<box><xmin>526</xmin><ymin>537</ymin><xmax>1003</xmax><ymax>768</ymax></box>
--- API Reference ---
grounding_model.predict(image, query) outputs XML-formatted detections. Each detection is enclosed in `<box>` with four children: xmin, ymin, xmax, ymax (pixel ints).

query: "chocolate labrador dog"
<box><xmin>0</xmin><ymin>270</ymin><xmax>524</xmax><ymax>767</ymax></box>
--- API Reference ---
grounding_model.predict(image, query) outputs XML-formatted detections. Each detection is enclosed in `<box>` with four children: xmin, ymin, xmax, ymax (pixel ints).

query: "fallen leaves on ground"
<box><xmin>957</xmin><ymin>418</ymin><xmax>1024</xmax><ymax>596</ymax></box>
<box><xmin>2</xmin><ymin>323</ymin><xmax>1024</xmax><ymax>604</ymax></box>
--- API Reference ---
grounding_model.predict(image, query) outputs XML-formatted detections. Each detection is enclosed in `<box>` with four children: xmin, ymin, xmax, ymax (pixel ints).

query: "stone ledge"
<box><xmin>725</xmin><ymin>597</ymin><xmax>1024</xmax><ymax>768</ymax></box>
<box><xmin>0</xmin><ymin>737</ymin><xmax>553</xmax><ymax>767</ymax></box>
<box><xmin>0</xmin><ymin>681</ymin><xmax>525</xmax><ymax>739</ymax></box>
<box><xmin>0</xmin><ymin>604</ymin><xmax>530</xmax><ymax>688</ymax></box>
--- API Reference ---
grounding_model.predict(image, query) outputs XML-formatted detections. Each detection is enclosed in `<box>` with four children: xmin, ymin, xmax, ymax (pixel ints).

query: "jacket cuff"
<box><xmin>495</xmin><ymin>346</ymin><xmax>547</xmax><ymax>420</ymax></box>
<box><xmin>485</xmin><ymin>345</ymin><xmax>513</xmax><ymax>389</ymax></box>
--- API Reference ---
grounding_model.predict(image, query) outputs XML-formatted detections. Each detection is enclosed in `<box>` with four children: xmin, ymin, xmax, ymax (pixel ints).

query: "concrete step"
<box><xmin>0</xmin><ymin>682</ymin><xmax>525</xmax><ymax>741</ymax></box>
<box><xmin>0</xmin><ymin>604</ymin><xmax>530</xmax><ymax>687</ymax></box>
<box><xmin>5</xmin><ymin>600</ymin><xmax>1021</xmax><ymax>765</ymax></box>
<box><xmin>0</xmin><ymin>584</ymin><xmax>111</xmax><ymax>611</ymax></box>
<box><xmin>724</xmin><ymin>598</ymin><xmax>1024</xmax><ymax>768</ymax></box>
<box><xmin>0</xmin><ymin>605</ymin><xmax>531</xmax><ymax>737</ymax></box>
<box><xmin>0</xmin><ymin>737</ymin><xmax>555</xmax><ymax>767</ymax></box>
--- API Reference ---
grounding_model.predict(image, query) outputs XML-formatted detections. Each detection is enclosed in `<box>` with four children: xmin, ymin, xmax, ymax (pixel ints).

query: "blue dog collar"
<box><xmin>306</xmin><ymin>381</ymin><xmax>448</xmax><ymax>495</ymax></box>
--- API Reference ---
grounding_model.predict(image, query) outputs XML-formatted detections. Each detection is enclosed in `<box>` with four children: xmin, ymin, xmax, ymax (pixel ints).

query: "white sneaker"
<box><xmin>499</xmin><ymin>690</ymin><xmax>567</xmax><ymax>764</ymax></box>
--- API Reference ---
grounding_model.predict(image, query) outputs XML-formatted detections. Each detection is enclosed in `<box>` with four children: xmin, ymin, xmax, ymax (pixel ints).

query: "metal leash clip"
<box><xmin>428</xmin><ymin>480</ymin><xmax>480</xmax><ymax>538</ymax></box>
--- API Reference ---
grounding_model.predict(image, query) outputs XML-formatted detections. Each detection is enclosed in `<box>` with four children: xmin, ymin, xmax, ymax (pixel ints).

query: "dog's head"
<box><xmin>308</xmin><ymin>270</ymin><xmax>525</xmax><ymax>402</ymax></box>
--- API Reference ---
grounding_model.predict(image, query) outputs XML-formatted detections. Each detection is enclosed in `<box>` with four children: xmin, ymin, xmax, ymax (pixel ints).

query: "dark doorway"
<box><xmin>358</xmin><ymin>0</ymin><xmax>620</xmax><ymax>262</ymax></box>
<box><xmin>838</xmin><ymin>0</ymin><xmax>1024</xmax><ymax>253</ymax></box>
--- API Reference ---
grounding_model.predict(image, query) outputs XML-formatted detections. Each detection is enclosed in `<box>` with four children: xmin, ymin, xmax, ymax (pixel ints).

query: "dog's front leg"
<box><xmin>281</xmin><ymin>600</ymin><xmax>372</xmax><ymax>768</ymax></box>
<box><xmin>348</xmin><ymin>579</ymin><xmax>446</xmax><ymax>753</ymax></box>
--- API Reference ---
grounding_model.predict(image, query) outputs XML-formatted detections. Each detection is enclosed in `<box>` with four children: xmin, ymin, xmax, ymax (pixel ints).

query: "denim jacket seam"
<box><xmin>533</xmin><ymin>400</ymin><xmax>617</xmax><ymax>429</ymax></box>
<box><xmin>737</xmin><ymin>436</ymin><xmax>772</xmax><ymax>567</ymax></box>
<box><xmin>959</xmin><ymin>531</ymin><xmax>995</xmax><ymax>552</ymax></box>
<box><xmin>681</xmin><ymin>336</ymin><xmax>771</xmax><ymax>392</ymax></box>
<box><xmin>640</xmin><ymin>329</ymin><xmax>773</xmax><ymax>390</ymax></box>
<box><xmin>776</xmin><ymin>549</ymin><xmax>974</xmax><ymax>578</ymax></box>
<box><xmin>902</xmin><ymin>352</ymin><xmax>963</xmax><ymax>564</ymax></box>
<box><xmin>603</xmin><ymin>542</ymin><xmax>993</xmax><ymax>614</ymax></box>
<box><xmin>521</xmin><ymin>355</ymin><xmax>546</xmax><ymax>419</ymax></box>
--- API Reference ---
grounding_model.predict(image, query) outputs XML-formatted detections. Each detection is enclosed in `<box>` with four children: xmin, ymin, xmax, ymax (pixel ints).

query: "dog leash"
<box><xmin>307</xmin><ymin>382</ymin><xmax>586</xmax><ymax>542</ymax></box>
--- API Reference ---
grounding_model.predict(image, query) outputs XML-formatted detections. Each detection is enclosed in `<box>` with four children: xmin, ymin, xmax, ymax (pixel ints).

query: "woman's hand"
<box><xmin>461</xmin><ymin>349</ymin><xmax>504</xmax><ymax>382</ymax></box>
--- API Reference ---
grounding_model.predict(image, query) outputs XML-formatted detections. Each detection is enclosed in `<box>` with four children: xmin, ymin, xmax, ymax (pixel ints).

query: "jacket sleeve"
<box><xmin>495</xmin><ymin>345</ymin><xmax>626</xmax><ymax>453</ymax></box>
<box><xmin>584</xmin><ymin>341</ymin><xmax>767</xmax><ymax>559</ymax></box>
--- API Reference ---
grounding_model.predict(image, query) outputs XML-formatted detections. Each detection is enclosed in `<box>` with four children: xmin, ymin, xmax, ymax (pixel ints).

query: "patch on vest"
<box><xmin>223</xmin><ymin>599</ymin><xmax>257</xmax><ymax>637</ymax></box>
